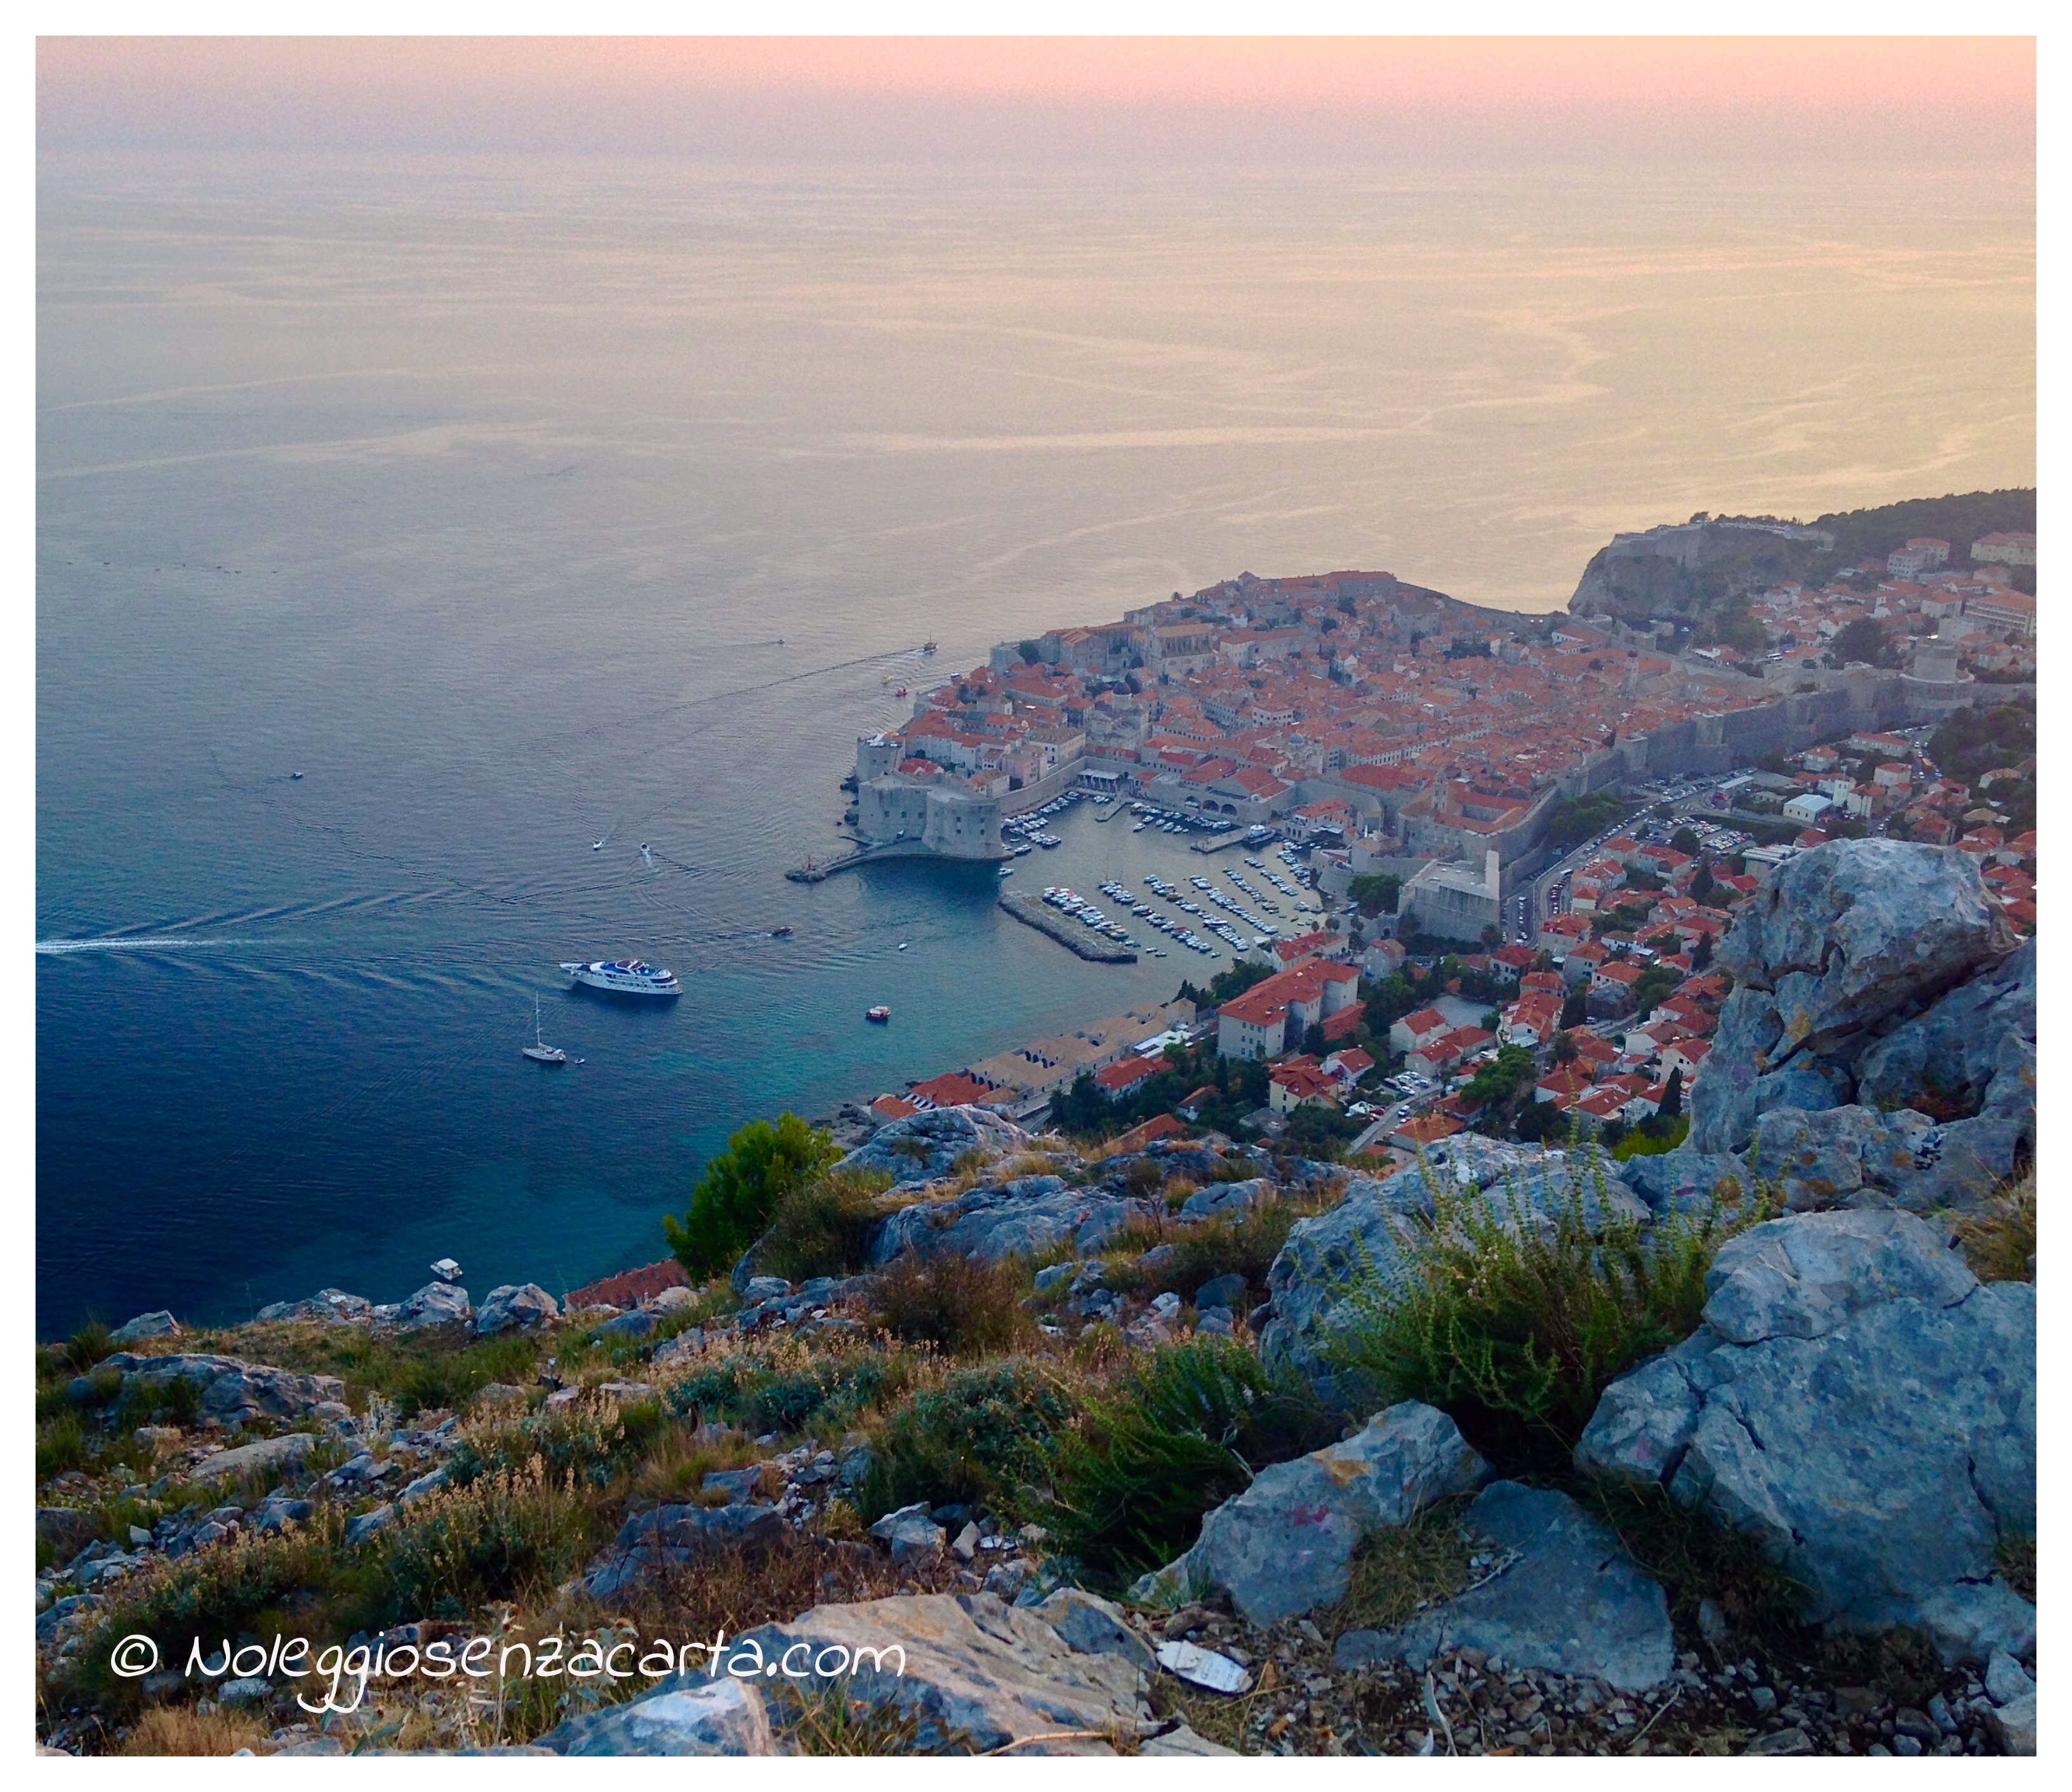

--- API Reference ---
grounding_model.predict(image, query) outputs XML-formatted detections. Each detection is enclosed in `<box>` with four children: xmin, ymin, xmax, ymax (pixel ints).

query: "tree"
<box><xmin>1657</xmin><ymin>1066</ymin><xmax>1684</xmax><ymax>1120</ymax></box>
<box><xmin>1513</xmin><ymin>1099</ymin><xmax>1571</xmax><ymax>1145</ymax></box>
<box><xmin>1348</xmin><ymin>873</ymin><xmax>1402</xmax><ymax>918</ymax></box>
<box><xmin>1018</xmin><ymin>639</ymin><xmax>1042</xmax><ymax>664</ymax></box>
<box><xmin>1691</xmin><ymin>859</ymin><xmax>1715</xmax><ymax>903</ymax></box>
<box><xmin>1692</xmin><ymin>933</ymin><xmax>1713</xmax><ymax>971</ymax></box>
<box><xmin>1464</xmin><ymin>1044</ymin><xmax>1537</xmax><ymax>1110</ymax></box>
<box><xmin>1552</xmin><ymin>1029</ymin><xmax>1579</xmax><ymax>1065</ymax></box>
<box><xmin>1671</xmin><ymin>826</ymin><xmax>1702</xmax><ymax>857</ymax></box>
<box><xmin>1828</xmin><ymin>616</ymin><xmax>1890</xmax><ymax>668</ymax></box>
<box><xmin>1560</xmin><ymin>992</ymin><xmax>1588</xmax><ymax>1029</ymax></box>
<box><xmin>665</xmin><ymin>1113</ymin><xmax>840</xmax><ymax>1279</ymax></box>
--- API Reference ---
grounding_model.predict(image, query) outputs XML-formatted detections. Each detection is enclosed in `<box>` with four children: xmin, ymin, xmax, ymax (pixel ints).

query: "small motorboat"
<box><xmin>591</xmin><ymin>839</ymin><xmax>605</xmax><ymax>851</ymax></box>
<box><xmin>922</xmin><ymin>639</ymin><xmax>938</xmax><ymax>654</ymax></box>
<box><xmin>897</xmin><ymin>941</ymin><xmax>910</xmax><ymax>951</ymax></box>
<box><xmin>770</xmin><ymin>925</ymin><xmax>795</xmax><ymax>938</ymax></box>
<box><xmin>866</xmin><ymin>1005</ymin><xmax>891</xmax><ymax>1023</ymax></box>
<box><xmin>522</xmin><ymin>996</ymin><xmax>568</xmax><ymax>1065</ymax></box>
<box><xmin>289</xmin><ymin>771</ymin><xmax>303</xmax><ymax>780</ymax></box>
<box><xmin>430</xmin><ymin>1256</ymin><xmax>463</xmax><ymax>1282</ymax></box>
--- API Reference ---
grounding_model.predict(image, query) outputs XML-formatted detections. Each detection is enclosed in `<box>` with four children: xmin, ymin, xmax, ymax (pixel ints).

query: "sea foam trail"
<box><xmin>36</xmin><ymin>938</ymin><xmax>239</xmax><ymax>954</ymax></box>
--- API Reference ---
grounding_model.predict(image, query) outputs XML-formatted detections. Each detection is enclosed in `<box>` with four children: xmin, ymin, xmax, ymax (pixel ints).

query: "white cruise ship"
<box><xmin>561</xmin><ymin>959</ymin><xmax>682</xmax><ymax>997</ymax></box>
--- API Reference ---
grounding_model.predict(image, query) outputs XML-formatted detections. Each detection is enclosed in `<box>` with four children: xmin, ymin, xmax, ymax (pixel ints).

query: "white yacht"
<box><xmin>522</xmin><ymin>997</ymin><xmax>568</xmax><ymax>1064</ymax></box>
<box><xmin>562</xmin><ymin>958</ymin><xmax>681</xmax><ymax>997</ymax></box>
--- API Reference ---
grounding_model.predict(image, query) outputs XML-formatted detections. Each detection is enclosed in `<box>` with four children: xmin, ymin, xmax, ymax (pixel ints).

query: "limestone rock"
<box><xmin>1982</xmin><ymin>1689</ymin><xmax>2037</xmax><ymax>1756</ymax></box>
<box><xmin>101</xmin><ymin>1353</ymin><xmax>347</xmax><ymax>1426</ymax></box>
<box><xmin>474</xmin><ymin>1284</ymin><xmax>559</xmax><ymax>1336</ymax></box>
<box><xmin>1574</xmin><ymin>1210</ymin><xmax>2035</xmax><ymax>1665</ymax></box>
<box><xmin>392</xmin><ymin>1282</ymin><xmax>472</xmax><ymax>1331</ymax></box>
<box><xmin>1033</xmin><ymin>1588</ymin><xmax>1157</xmax><ymax>1678</ymax></box>
<box><xmin>870</xmin><ymin>1176</ymin><xmax>1150</xmax><ymax>1267</ymax></box>
<box><xmin>1748</xmin><ymin>1106</ymin><xmax>1938</xmax><ymax>1214</ymax></box>
<box><xmin>1178</xmin><ymin>1178</ymin><xmax>1272</xmax><ymax>1222</ymax></box>
<box><xmin>1334</xmin><ymin>1481</ymin><xmax>1674</xmax><ymax>1692</ymax></box>
<box><xmin>191</xmin><ymin>1432</ymin><xmax>319</xmax><ymax>1483</ymax></box>
<box><xmin>1195</xmin><ymin>1272</ymin><xmax>1248</xmax><ymax>1313</ymax></box>
<box><xmin>731</xmin><ymin>1591</ymin><xmax>1145</xmax><ymax>1754</ymax></box>
<box><xmin>835</xmin><ymin>1105</ymin><xmax>1032</xmax><ymax>1186</ymax></box>
<box><xmin>254</xmin><ymin>1289</ymin><xmax>373</xmax><ymax>1326</ymax></box>
<box><xmin>538</xmin><ymin>1676</ymin><xmax>774</xmax><ymax>1756</ymax></box>
<box><xmin>868</xmin><ymin>1502</ymin><xmax>946</xmax><ymax>1565</ymax></box>
<box><xmin>1688</xmin><ymin>987</ymin><xmax>1785</xmax><ymax>1154</ymax></box>
<box><xmin>1616</xmin><ymin>1149</ymin><xmax>1750</xmax><ymax>1216</ymax></box>
<box><xmin>1853</xmin><ymin>938</ymin><xmax>2034</xmax><ymax>1119</ymax></box>
<box><xmin>107</xmin><ymin>1311</ymin><xmax>180</xmax><ymax>1347</ymax></box>
<box><xmin>579</xmin><ymin>1503</ymin><xmax>787</xmax><ymax>1605</ymax></box>
<box><xmin>1128</xmin><ymin>1403</ymin><xmax>1487</xmax><ymax>1624</ymax></box>
<box><xmin>343</xmin><ymin>1505</ymin><xmax>396</xmax><ymax>1548</ymax></box>
<box><xmin>1140</xmin><ymin>1722</ymin><xmax>1237</xmax><ymax>1755</ymax></box>
<box><xmin>1717</xmin><ymin>840</ymin><xmax>2001</xmax><ymax>1049</ymax></box>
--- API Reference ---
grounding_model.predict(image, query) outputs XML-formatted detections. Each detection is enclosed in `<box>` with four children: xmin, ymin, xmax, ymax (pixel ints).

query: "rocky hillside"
<box><xmin>36</xmin><ymin>840</ymin><xmax>2035</xmax><ymax>1758</ymax></box>
<box><xmin>1567</xmin><ymin>490</ymin><xmax>2036</xmax><ymax>633</ymax></box>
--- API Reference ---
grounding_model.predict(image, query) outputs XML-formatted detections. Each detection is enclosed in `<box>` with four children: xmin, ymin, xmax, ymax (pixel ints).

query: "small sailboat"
<box><xmin>289</xmin><ymin>771</ymin><xmax>304</xmax><ymax>780</ymax></box>
<box><xmin>522</xmin><ymin>997</ymin><xmax>568</xmax><ymax>1065</ymax></box>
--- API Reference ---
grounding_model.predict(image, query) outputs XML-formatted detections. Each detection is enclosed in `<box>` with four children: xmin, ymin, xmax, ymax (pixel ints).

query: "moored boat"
<box><xmin>562</xmin><ymin>959</ymin><xmax>682</xmax><ymax>997</ymax></box>
<box><xmin>866</xmin><ymin>1005</ymin><xmax>891</xmax><ymax>1023</ymax></box>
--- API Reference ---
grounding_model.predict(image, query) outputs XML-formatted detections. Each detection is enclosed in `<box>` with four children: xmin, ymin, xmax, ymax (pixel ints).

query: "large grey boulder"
<box><xmin>1334</xmin><ymin>1482</ymin><xmax>1674</xmax><ymax>1692</ymax></box>
<box><xmin>1717</xmin><ymin>840</ymin><xmax>2002</xmax><ymax>1052</ymax></box>
<box><xmin>1751</xmin><ymin>1104</ymin><xmax>2024</xmax><ymax>1216</ymax></box>
<box><xmin>100</xmin><ymin>1353</ymin><xmax>347</xmax><ymax>1426</ymax></box>
<box><xmin>190</xmin><ymin>1432</ymin><xmax>319</xmax><ymax>1483</ymax></box>
<box><xmin>731</xmin><ymin>1591</ymin><xmax>1146</xmax><ymax>1753</ymax></box>
<box><xmin>1616</xmin><ymin>1149</ymin><xmax>1750</xmax><ymax>1216</ymax></box>
<box><xmin>1574</xmin><ymin>1210</ymin><xmax>2035</xmax><ymax>1664</ymax></box>
<box><xmin>1688</xmin><ymin>988</ymin><xmax>1785</xmax><ymax>1154</ymax></box>
<box><xmin>475</xmin><ymin>1284</ymin><xmax>559</xmax><ymax>1335</ymax></box>
<box><xmin>869</xmin><ymin>1176</ymin><xmax>1150</xmax><ymax>1266</ymax></box>
<box><xmin>1856</xmin><ymin>938</ymin><xmax>2035</xmax><ymax>1118</ymax></box>
<box><xmin>1127</xmin><ymin>1404</ymin><xmax>1488</xmax><ymax>1624</ymax></box>
<box><xmin>537</xmin><ymin>1676</ymin><xmax>775</xmax><ymax>1755</ymax></box>
<box><xmin>1178</xmin><ymin>1178</ymin><xmax>1273</xmax><ymax>1222</ymax></box>
<box><xmin>835</xmin><ymin>1105</ymin><xmax>1032</xmax><ymax>1186</ymax></box>
<box><xmin>392</xmin><ymin>1282</ymin><xmax>472</xmax><ymax>1331</ymax></box>
<box><xmin>253</xmin><ymin>1288</ymin><xmax>373</xmax><ymax>1326</ymax></box>
<box><xmin>107</xmin><ymin>1311</ymin><xmax>180</xmax><ymax>1346</ymax></box>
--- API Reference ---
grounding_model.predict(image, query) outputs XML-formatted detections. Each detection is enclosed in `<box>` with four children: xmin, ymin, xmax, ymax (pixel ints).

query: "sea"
<box><xmin>36</xmin><ymin>152</ymin><xmax>2035</xmax><ymax>1334</ymax></box>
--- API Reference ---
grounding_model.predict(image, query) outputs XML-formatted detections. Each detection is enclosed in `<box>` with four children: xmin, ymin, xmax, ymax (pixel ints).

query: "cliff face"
<box><xmin>1568</xmin><ymin>489</ymin><xmax>2038</xmax><ymax>632</ymax></box>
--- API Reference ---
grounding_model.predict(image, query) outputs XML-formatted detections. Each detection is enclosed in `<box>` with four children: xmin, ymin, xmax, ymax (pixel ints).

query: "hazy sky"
<box><xmin>38</xmin><ymin>36</ymin><xmax>2035</xmax><ymax>166</ymax></box>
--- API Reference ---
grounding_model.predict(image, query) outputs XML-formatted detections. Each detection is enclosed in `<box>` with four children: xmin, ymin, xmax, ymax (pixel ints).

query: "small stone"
<box><xmin>952</xmin><ymin>1522</ymin><xmax>980</xmax><ymax>1562</ymax></box>
<box><xmin>1892</xmin><ymin>1706</ymin><xmax>1937</xmax><ymax>1742</ymax></box>
<box><xmin>1892</xmin><ymin>1734</ymin><xmax>1923</xmax><ymax>1756</ymax></box>
<box><xmin>1984</xmin><ymin>1649</ymin><xmax>2034</xmax><ymax>1706</ymax></box>
<box><xmin>218</xmin><ymin>1677</ymin><xmax>272</xmax><ymax>1706</ymax></box>
<box><xmin>343</xmin><ymin>1505</ymin><xmax>396</xmax><ymax>1548</ymax></box>
<box><xmin>1749</xmin><ymin>1686</ymin><xmax>1777</xmax><ymax>1715</ymax></box>
<box><xmin>1744</xmin><ymin>1727</ymin><xmax>1812</xmax><ymax>1756</ymax></box>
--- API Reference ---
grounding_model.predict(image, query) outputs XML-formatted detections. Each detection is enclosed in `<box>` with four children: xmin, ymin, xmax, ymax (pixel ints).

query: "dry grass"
<box><xmin>115</xmin><ymin>1706</ymin><xmax>271</xmax><ymax>1756</ymax></box>
<box><xmin>1950</xmin><ymin>1171</ymin><xmax>2035</xmax><ymax>1283</ymax></box>
<box><xmin>867</xmin><ymin>1254</ymin><xmax>1037</xmax><ymax>1356</ymax></box>
<box><xmin>1324</xmin><ymin>1498</ymin><xmax>1479</xmax><ymax>1638</ymax></box>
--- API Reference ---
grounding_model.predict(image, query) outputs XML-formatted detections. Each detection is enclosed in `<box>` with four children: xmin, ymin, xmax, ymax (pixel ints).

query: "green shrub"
<box><xmin>112</xmin><ymin>1371</ymin><xmax>197</xmax><ymax>1430</ymax></box>
<box><xmin>665</xmin><ymin>1346</ymin><xmax>906</xmax><ymax>1438</ymax></box>
<box><xmin>448</xmin><ymin>1388</ymin><xmax>672</xmax><ymax>1490</ymax></box>
<box><xmin>1322</xmin><ymin>1167</ymin><xmax>1770</xmax><ymax>1471</ymax></box>
<box><xmin>867</xmin><ymin>1254</ymin><xmax>1035</xmax><ymax>1356</ymax></box>
<box><xmin>859</xmin><ymin>1360</ymin><xmax>1076</xmax><ymax>1522</ymax></box>
<box><xmin>37</xmin><ymin>1414</ymin><xmax>88</xmax><ymax>1480</ymax></box>
<box><xmin>757</xmin><ymin>1170</ymin><xmax>896</xmax><ymax>1283</ymax></box>
<box><xmin>1044</xmin><ymin>1337</ymin><xmax>1338</xmax><ymax>1577</ymax></box>
<box><xmin>380</xmin><ymin>1460</ymin><xmax>600</xmax><ymax>1623</ymax></box>
<box><xmin>664</xmin><ymin>1113</ymin><xmax>840</xmax><ymax>1281</ymax></box>
<box><xmin>61</xmin><ymin>1318</ymin><xmax>114</xmax><ymax>1375</ymax></box>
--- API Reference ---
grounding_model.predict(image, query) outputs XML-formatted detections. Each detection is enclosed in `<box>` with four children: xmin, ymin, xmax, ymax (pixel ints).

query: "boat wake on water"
<box><xmin>37</xmin><ymin>937</ymin><xmax>249</xmax><ymax>954</ymax></box>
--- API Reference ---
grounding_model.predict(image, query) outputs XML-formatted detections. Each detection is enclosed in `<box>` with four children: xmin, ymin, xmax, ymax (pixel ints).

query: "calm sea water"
<box><xmin>37</xmin><ymin>154</ymin><xmax>2033</xmax><ymax>1333</ymax></box>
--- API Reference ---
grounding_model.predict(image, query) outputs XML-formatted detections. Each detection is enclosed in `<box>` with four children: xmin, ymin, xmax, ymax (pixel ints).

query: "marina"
<box><xmin>997</xmin><ymin>889</ymin><xmax>1137</xmax><ymax>961</ymax></box>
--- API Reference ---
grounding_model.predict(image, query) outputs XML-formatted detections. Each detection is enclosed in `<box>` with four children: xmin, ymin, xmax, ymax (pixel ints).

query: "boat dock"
<box><xmin>997</xmin><ymin>891</ymin><xmax>1137</xmax><ymax>962</ymax></box>
<box><xmin>786</xmin><ymin>840</ymin><xmax>1006</xmax><ymax>883</ymax></box>
<box><xmin>1189</xmin><ymin>828</ymin><xmax>1255</xmax><ymax>854</ymax></box>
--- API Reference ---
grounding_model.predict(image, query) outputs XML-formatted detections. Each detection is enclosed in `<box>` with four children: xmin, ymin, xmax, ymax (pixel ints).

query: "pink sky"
<box><xmin>39</xmin><ymin>37</ymin><xmax>2035</xmax><ymax>161</ymax></box>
